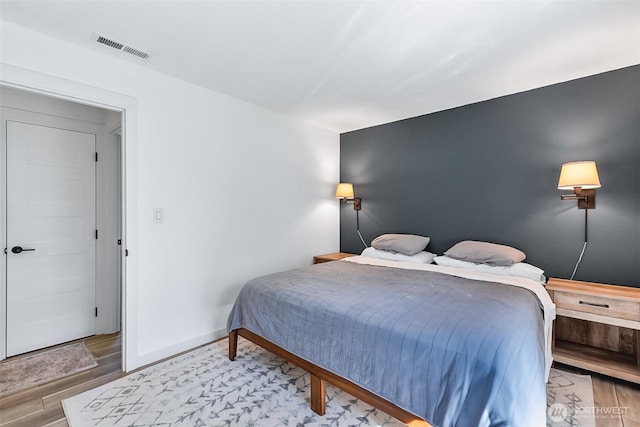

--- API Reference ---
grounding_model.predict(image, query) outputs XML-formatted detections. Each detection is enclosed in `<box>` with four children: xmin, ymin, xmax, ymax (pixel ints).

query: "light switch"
<box><xmin>153</xmin><ymin>208</ymin><xmax>164</xmax><ymax>223</ymax></box>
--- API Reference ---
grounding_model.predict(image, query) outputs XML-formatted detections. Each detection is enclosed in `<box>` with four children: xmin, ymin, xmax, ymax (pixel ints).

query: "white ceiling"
<box><xmin>1</xmin><ymin>0</ymin><xmax>639</xmax><ymax>133</ymax></box>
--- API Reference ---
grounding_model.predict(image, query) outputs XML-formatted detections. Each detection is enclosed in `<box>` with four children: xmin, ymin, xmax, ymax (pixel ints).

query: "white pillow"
<box><xmin>362</xmin><ymin>247</ymin><xmax>434</xmax><ymax>264</ymax></box>
<box><xmin>434</xmin><ymin>255</ymin><xmax>546</xmax><ymax>283</ymax></box>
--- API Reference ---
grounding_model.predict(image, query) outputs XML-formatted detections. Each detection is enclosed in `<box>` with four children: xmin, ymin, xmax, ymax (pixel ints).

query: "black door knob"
<box><xmin>11</xmin><ymin>246</ymin><xmax>35</xmax><ymax>254</ymax></box>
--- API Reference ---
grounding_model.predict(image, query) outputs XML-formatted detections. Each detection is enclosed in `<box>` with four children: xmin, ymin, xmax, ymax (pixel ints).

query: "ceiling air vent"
<box><xmin>92</xmin><ymin>33</ymin><xmax>151</xmax><ymax>60</ymax></box>
<box><xmin>122</xmin><ymin>45</ymin><xmax>149</xmax><ymax>59</ymax></box>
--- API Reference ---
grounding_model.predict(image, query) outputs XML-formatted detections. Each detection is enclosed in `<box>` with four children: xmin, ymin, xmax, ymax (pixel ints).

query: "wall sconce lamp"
<box><xmin>558</xmin><ymin>160</ymin><xmax>601</xmax><ymax>210</ymax></box>
<box><xmin>335</xmin><ymin>182</ymin><xmax>361</xmax><ymax>210</ymax></box>
<box><xmin>557</xmin><ymin>160</ymin><xmax>601</xmax><ymax>280</ymax></box>
<box><xmin>336</xmin><ymin>183</ymin><xmax>367</xmax><ymax>248</ymax></box>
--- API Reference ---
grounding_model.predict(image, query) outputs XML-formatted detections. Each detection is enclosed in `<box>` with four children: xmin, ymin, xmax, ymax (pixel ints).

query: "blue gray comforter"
<box><xmin>227</xmin><ymin>260</ymin><xmax>547</xmax><ymax>427</ymax></box>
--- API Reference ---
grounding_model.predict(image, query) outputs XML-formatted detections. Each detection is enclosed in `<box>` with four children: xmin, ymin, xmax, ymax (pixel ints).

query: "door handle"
<box><xmin>11</xmin><ymin>246</ymin><xmax>35</xmax><ymax>254</ymax></box>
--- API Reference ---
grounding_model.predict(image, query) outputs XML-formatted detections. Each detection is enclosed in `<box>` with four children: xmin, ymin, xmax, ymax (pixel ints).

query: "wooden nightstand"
<box><xmin>313</xmin><ymin>252</ymin><xmax>357</xmax><ymax>264</ymax></box>
<box><xmin>546</xmin><ymin>278</ymin><xmax>640</xmax><ymax>384</ymax></box>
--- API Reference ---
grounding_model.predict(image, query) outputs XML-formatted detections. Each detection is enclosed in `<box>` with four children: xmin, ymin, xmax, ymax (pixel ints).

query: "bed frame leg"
<box><xmin>229</xmin><ymin>330</ymin><xmax>238</xmax><ymax>361</ymax></box>
<box><xmin>310</xmin><ymin>373</ymin><xmax>326</xmax><ymax>416</ymax></box>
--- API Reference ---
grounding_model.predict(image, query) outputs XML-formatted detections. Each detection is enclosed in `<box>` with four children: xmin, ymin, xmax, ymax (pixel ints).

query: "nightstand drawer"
<box><xmin>554</xmin><ymin>291</ymin><xmax>640</xmax><ymax>321</ymax></box>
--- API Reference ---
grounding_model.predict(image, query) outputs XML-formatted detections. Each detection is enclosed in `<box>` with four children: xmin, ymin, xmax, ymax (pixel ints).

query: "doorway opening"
<box><xmin>1</xmin><ymin>85</ymin><xmax>124</xmax><ymax>369</ymax></box>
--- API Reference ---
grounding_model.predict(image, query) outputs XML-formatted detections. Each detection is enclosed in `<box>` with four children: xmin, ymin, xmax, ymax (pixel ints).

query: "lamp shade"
<box><xmin>558</xmin><ymin>161</ymin><xmax>601</xmax><ymax>190</ymax></box>
<box><xmin>335</xmin><ymin>183</ymin><xmax>354</xmax><ymax>199</ymax></box>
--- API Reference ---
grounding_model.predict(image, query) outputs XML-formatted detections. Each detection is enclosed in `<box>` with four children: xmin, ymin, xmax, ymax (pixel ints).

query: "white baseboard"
<box><xmin>134</xmin><ymin>328</ymin><xmax>228</xmax><ymax>370</ymax></box>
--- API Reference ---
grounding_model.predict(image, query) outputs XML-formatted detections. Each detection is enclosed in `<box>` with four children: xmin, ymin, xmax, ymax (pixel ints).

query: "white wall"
<box><xmin>0</xmin><ymin>21</ymin><xmax>340</xmax><ymax>368</ymax></box>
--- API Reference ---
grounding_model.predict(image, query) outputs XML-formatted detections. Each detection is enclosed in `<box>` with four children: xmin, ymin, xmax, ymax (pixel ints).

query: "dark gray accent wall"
<box><xmin>340</xmin><ymin>65</ymin><xmax>640</xmax><ymax>287</ymax></box>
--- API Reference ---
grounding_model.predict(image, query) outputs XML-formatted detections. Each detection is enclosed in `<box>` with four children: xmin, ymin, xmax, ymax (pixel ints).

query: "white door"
<box><xmin>6</xmin><ymin>121</ymin><xmax>96</xmax><ymax>357</ymax></box>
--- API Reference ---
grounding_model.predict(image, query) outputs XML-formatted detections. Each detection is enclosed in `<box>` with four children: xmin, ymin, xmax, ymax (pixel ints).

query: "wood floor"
<box><xmin>558</xmin><ymin>363</ymin><xmax>640</xmax><ymax>427</ymax></box>
<box><xmin>0</xmin><ymin>334</ymin><xmax>123</xmax><ymax>427</ymax></box>
<box><xmin>0</xmin><ymin>335</ymin><xmax>639</xmax><ymax>426</ymax></box>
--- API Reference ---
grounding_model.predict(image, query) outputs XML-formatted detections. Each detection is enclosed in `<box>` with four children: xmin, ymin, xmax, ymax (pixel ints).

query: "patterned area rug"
<box><xmin>0</xmin><ymin>342</ymin><xmax>97</xmax><ymax>397</ymax></box>
<box><xmin>63</xmin><ymin>338</ymin><xmax>595</xmax><ymax>426</ymax></box>
<box><xmin>546</xmin><ymin>368</ymin><xmax>596</xmax><ymax>427</ymax></box>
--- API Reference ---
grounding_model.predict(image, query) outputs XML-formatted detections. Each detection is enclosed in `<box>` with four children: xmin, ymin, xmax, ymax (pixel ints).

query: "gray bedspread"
<box><xmin>227</xmin><ymin>260</ymin><xmax>547</xmax><ymax>427</ymax></box>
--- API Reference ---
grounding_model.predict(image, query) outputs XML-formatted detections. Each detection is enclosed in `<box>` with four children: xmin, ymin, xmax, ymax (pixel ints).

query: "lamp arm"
<box><xmin>560</xmin><ymin>186</ymin><xmax>586</xmax><ymax>200</ymax></box>
<box><xmin>342</xmin><ymin>197</ymin><xmax>362</xmax><ymax>210</ymax></box>
<box><xmin>560</xmin><ymin>194</ymin><xmax>587</xmax><ymax>201</ymax></box>
<box><xmin>559</xmin><ymin>186</ymin><xmax>596</xmax><ymax>209</ymax></box>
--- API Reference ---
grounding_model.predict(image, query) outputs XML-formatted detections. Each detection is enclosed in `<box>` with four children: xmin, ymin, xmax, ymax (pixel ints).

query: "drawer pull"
<box><xmin>579</xmin><ymin>300</ymin><xmax>609</xmax><ymax>309</ymax></box>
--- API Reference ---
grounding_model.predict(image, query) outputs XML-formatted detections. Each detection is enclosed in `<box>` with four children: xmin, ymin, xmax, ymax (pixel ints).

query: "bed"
<box><xmin>227</xmin><ymin>255</ymin><xmax>555</xmax><ymax>427</ymax></box>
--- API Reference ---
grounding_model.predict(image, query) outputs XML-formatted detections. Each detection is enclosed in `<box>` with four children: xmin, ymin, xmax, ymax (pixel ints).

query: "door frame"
<box><xmin>0</xmin><ymin>63</ymin><xmax>139</xmax><ymax>371</ymax></box>
<box><xmin>1</xmin><ymin>93</ymin><xmax>120</xmax><ymax>336</ymax></box>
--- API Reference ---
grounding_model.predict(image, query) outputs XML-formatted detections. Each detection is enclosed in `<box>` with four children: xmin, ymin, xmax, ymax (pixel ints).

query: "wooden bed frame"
<box><xmin>229</xmin><ymin>328</ymin><xmax>431</xmax><ymax>427</ymax></box>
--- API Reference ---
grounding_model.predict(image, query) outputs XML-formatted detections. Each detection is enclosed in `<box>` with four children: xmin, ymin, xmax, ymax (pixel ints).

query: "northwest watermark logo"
<box><xmin>548</xmin><ymin>403</ymin><xmax>629</xmax><ymax>423</ymax></box>
<box><xmin>547</xmin><ymin>403</ymin><xmax>567</xmax><ymax>422</ymax></box>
